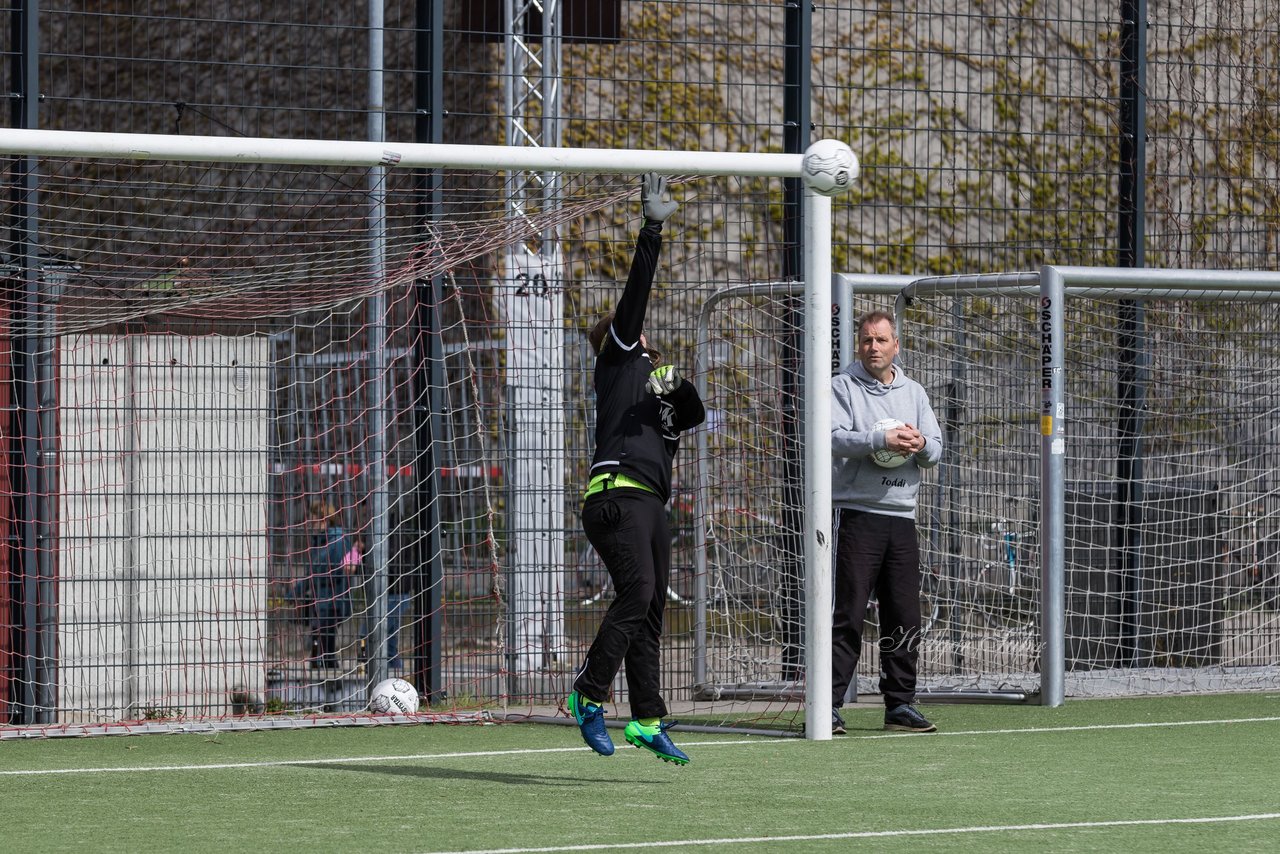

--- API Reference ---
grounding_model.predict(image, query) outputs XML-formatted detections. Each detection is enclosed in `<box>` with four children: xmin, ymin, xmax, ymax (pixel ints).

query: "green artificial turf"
<box><xmin>4</xmin><ymin>693</ymin><xmax>1279</xmax><ymax>853</ymax></box>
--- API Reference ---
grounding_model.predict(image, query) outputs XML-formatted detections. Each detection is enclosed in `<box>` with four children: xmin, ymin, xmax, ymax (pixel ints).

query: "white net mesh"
<box><xmin>901</xmin><ymin>287</ymin><xmax>1280</xmax><ymax>697</ymax></box>
<box><xmin>5</xmin><ymin>152</ymin><xmax>810</xmax><ymax>733</ymax></box>
<box><xmin>18</xmin><ymin>146</ymin><xmax>1272</xmax><ymax>736</ymax></box>
<box><xmin>697</xmin><ymin>280</ymin><xmax>1280</xmax><ymax>706</ymax></box>
<box><xmin>695</xmin><ymin>286</ymin><xmax>806</xmax><ymax>712</ymax></box>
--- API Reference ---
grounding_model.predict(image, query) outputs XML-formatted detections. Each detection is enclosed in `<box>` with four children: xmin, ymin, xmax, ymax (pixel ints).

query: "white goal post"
<box><xmin>0</xmin><ymin>128</ymin><xmax>840</xmax><ymax>739</ymax></box>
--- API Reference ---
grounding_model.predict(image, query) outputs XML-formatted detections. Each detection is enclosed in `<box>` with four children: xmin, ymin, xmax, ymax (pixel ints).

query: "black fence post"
<box><xmin>411</xmin><ymin>0</ymin><xmax>447</xmax><ymax>706</ymax></box>
<box><xmin>1116</xmin><ymin>0</ymin><xmax>1149</xmax><ymax>667</ymax></box>
<box><xmin>778</xmin><ymin>0</ymin><xmax>812</xmax><ymax>680</ymax></box>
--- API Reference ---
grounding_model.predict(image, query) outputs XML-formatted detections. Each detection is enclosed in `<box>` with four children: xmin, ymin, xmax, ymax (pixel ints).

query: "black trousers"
<box><xmin>573</xmin><ymin>488</ymin><xmax>670</xmax><ymax>720</ymax></box>
<box><xmin>831</xmin><ymin>509</ymin><xmax>922</xmax><ymax>709</ymax></box>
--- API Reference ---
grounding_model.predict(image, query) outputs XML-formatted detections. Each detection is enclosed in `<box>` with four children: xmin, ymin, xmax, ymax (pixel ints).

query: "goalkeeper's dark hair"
<box><xmin>589</xmin><ymin>313</ymin><xmax>614</xmax><ymax>355</ymax></box>
<box><xmin>588</xmin><ymin>312</ymin><xmax>662</xmax><ymax>365</ymax></box>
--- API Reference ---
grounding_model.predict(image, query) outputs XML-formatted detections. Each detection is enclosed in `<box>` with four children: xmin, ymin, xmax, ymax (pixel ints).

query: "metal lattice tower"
<box><xmin>504</xmin><ymin>0</ymin><xmax>562</xmax><ymax>247</ymax></box>
<box><xmin>501</xmin><ymin>0</ymin><xmax>567</xmax><ymax>675</ymax></box>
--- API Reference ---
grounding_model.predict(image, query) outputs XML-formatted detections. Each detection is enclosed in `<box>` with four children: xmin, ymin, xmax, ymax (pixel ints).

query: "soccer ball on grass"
<box><xmin>801</xmin><ymin>139</ymin><xmax>859</xmax><ymax>197</ymax></box>
<box><xmin>369</xmin><ymin>677</ymin><xmax>419</xmax><ymax>714</ymax></box>
<box><xmin>870</xmin><ymin>418</ymin><xmax>910</xmax><ymax>469</ymax></box>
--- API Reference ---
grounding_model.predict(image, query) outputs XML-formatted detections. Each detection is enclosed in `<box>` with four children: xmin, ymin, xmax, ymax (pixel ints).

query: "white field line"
<box><xmin>2</xmin><ymin>714</ymin><xmax>1277</xmax><ymax>778</ymax></box>
<box><xmin>414</xmin><ymin>813</ymin><xmax>1280</xmax><ymax>854</ymax></box>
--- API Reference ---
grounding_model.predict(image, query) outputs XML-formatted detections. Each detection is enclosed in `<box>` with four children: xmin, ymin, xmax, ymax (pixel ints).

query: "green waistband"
<box><xmin>584</xmin><ymin>471</ymin><xmax>656</xmax><ymax>499</ymax></box>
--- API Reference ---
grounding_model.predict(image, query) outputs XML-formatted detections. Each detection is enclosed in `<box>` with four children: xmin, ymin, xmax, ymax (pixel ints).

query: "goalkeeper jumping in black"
<box><xmin>566</xmin><ymin>173</ymin><xmax>705</xmax><ymax>765</ymax></box>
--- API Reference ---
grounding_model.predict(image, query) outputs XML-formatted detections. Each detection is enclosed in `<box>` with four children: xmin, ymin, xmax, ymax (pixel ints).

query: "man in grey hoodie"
<box><xmin>830</xmin><ymin>309</ymin><xmax>943</xmax><ymax>734</ymax></box>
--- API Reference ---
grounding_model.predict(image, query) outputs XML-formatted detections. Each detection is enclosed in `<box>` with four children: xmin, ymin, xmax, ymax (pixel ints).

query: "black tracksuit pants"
<box><xmin>831</xmin><ymin>508</ymin><xmax>922</xmax><ymax>709</ymax></box>
<box><xmin>573</xmin><ymin>487</ymin><xmax>670</xmax><ymax>720</ymax></box>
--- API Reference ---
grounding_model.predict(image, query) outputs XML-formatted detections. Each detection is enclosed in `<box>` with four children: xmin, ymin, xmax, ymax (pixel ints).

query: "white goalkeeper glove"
<box><xmin>641</xmin><ymin>173</ymin><xmax>679</xmax><ymax>223</ymax></box>
<box><xmin>647</xmin><ymin>364</ymin><xmax>680</xmax><ymax>396</ymax></box>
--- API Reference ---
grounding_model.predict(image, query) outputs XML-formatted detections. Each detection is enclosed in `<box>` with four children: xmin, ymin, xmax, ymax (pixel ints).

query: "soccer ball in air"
<box><xmin>369</xmin><ymin>678</ymin><xmax>419</xmax><ymax>714</ymax></box>
<box><xmin>871</xmin><ymin>418</ymin><xmax>910</xmax><ymax>469</ymax></box>
<box><xmin>801</xmin><ymin>139</ymin><xmax>859</xmax><ymax>197</ymax></box>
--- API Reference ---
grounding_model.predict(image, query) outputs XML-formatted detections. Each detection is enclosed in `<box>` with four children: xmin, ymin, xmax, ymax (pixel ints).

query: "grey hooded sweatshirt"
<box><xmin>831</xmin><ymin>360</ymin><xmax>943</xmax><ymax>518</ymax></box>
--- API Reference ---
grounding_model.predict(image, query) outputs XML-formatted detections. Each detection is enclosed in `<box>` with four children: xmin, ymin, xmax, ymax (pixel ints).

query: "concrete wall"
<box><xmin>58</xmin><ymin>333</ymin><xmax>268</xmax><ymax>721</ymax></box>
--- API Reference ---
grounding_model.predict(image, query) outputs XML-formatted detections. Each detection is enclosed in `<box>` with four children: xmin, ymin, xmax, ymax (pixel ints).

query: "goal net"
<box><xmin>898</xmin><ymin>273</ymin><xmax>1280</xmax><ymax>699</ymax></box>
<box><xmin>16</xmin><ymin>132</ymin><xmax>1267</xmax><ymax>739</ymax></box>
<box><xmin>696</xmin><ymin>272</ymin><xmax>1280</xmax><ymax>707</ymax></box>
<box><xmin>1</xmin><ymin>131</ymin><xmax>833</xmax><ymax>735</ymax></box>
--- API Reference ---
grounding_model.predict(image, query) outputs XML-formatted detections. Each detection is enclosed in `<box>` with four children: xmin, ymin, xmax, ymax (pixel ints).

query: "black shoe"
<box><xmin>831</xmin><ymin>708</ymin><xmax>847</xmax><ymax>735</ymax></box>
<box><xmin>884</xmin><ymin>704</ymin><xmax>936</xmax><ymax>733</ymax></box>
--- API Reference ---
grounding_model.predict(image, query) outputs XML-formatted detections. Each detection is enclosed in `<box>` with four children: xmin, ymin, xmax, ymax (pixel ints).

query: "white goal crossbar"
<box><xmin>0</xmin><ymin>128</ymin><xmax>800</xmax><ymax>176</ymax></box>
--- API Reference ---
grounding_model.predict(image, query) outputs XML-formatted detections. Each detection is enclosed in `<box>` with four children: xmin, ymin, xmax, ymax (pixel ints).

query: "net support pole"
<box><xmin>412</xmin><ymin>0</ymin><xmax>447</xmax><ymax>704</ymax></box>
<box><xmin>1039</xmin><ymin>265</ymin><xmax>1067</xmax><ymax>707</ymax></box>
<box><xmin>10</xmin><ymin>0</ymin><xmax>58</xmax><ymax>726</ymax></box>
<box><xmin>365</xmin><ymin>0</ymin><xmax>391</xmax><ymax>689</ymax></box>
<box><xmin>803</xmin><ymin>188</ymin><xmax>833</xmax><ymax>740</ymax></box>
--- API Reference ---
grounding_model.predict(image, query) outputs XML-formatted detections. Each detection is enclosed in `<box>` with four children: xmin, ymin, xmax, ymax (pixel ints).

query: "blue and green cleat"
<box><xmin>567</xmin><ymin>691</ymin><xmax>614</xmax><ymax>756</ymax></box>
<box><xmin>623</xmin><ymin>719</ymin><xmax>689</xmax><ymax>765</ymax></box>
